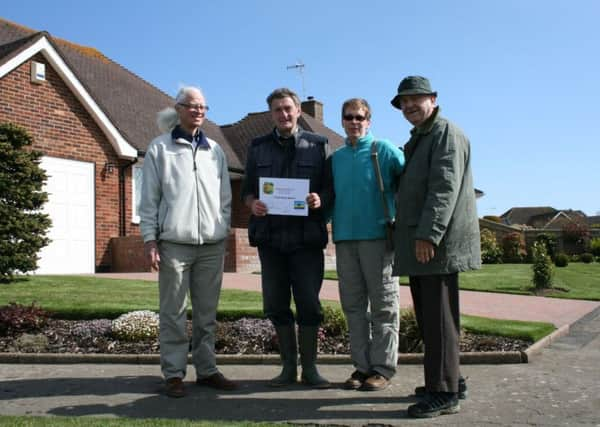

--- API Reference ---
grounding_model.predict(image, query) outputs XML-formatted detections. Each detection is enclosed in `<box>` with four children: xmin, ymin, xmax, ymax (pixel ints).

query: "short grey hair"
<box><xmin>266</xmin><ymin>87</ymin><xmax>301</xmax><ymax>109</ymax></box>
<box><xmin>156</xmin><ymin>86</ymin><xmax>205</xmax><ymax>133</ymax></box>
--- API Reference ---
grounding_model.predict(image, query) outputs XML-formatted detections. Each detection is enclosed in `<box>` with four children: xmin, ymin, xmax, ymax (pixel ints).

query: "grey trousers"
<box><xmin>158</xmin><ymin>240</ymin><xmax>225</xmax><ymax>380</ymax></box>
<box><xmin>409</xmin><ymin>273</ymin><xmax>460</xmax><ymax>393</ymax></box>
<box><xmin>336</xmin><ymin>240</ymin><xmax>399</xmax><ymax>379</ymax></box>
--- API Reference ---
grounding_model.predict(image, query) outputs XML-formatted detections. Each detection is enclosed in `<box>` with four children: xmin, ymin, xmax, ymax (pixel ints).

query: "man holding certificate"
<box><xmin>241</xmin><ymin>88</ymin><xmax>333</xmax><ymax>388</ymax></box>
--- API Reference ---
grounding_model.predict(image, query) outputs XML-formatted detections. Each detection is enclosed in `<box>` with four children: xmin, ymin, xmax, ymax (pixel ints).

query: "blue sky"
<box><xmin>3</xmin><ymin>1</ymin><xmax>599</xmax><ymax>216</ymax></box>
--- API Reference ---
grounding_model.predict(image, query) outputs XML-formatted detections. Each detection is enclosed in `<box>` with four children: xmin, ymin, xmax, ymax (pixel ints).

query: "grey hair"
<box><xmin>156</xmin><ymin>86</ymin><xmax>205</xmax><ymax>133</ymax></box>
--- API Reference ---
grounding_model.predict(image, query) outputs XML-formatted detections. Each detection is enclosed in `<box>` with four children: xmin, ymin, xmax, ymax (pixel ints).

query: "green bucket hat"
<box><xmin>391</xmin><ymin>76</ymin><xmax>437</xmax><ymax>110</ymax></box>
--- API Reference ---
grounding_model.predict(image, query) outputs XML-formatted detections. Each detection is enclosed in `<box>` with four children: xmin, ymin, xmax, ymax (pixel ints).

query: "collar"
<box><xmin>171</xmin><ymin>125</ymin><xmax>210</xmax><ymax>149</ymax></box>
<box><xmin>274</xmin><ymin>126</ymin><xmax>300</xmax><ymax>143</ymax></box>
<box><xmin>411</xmin><ymin>106</ymin><xmax>441</xmax><ymax>136</ymax></box>
<box><xmin>345</xmin><ymin>131</ymin><xmax>374</xmax><ymax>148</ymax></box>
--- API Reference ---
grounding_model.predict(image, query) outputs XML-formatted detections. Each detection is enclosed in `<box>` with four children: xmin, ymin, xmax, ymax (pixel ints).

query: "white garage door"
<box><xmin>36</xmin><ymin>157</ymin><xmax>95</xmax><ymax>274</ymax></box>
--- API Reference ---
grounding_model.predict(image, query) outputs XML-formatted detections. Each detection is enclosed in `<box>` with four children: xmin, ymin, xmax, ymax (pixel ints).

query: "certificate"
<box><xmin>259</xmin><ymin>177</ymin><xmax>309</xmax><ymax>216</ymax></box>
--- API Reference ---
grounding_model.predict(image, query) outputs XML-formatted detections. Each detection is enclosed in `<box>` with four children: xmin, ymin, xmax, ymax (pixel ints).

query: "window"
<box><xmin>131</xmin><ymin>163</ymin><xmax>143</xmax><ymax>224</ymax></box>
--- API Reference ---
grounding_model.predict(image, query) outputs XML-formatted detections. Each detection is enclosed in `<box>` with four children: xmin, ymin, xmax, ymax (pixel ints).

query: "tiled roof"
<box><xmin>586</xmin><ymin>215</ymin><xmax>600</xmax><ymax>226</ymax></box>
<box><xmin>220</xmin><ymin>111</ymin><xmax>345</xmax><ymax>168</ymax></box>
<box><xmin>0</xmin><ymin>30</ymin><xmax>41</xmax><ymax>62</ymax></box>
<box><xmin>1</xmin><ymin>18</ymin><xmax>347</xmax><ymax>173</ymax></box>
<box><xmin>501</xmin><ymin>207</ymin><xmax>591</xmax><ymax>227</ymax></box>
<box><xmin>500</xmin><ymin>206</ymin><xmax>557</xmax><ymax>225</ymax></box>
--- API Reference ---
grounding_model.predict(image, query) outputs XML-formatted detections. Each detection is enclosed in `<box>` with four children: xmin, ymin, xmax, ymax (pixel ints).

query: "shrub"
<box><xmin>580</xmin><ymin>253</ymin><xmax>594</xmax><ymax>264</ymax></box>
<box><xmin>531</xmin><ymin>242</ymin><xmax>554</xmax><ymax>290</ymax></box>
<box><xmin>535</xmin><ymin>233</ymin><xmax>558</xmax><ymax>260</ymax></box>
<box><xmin>216</xmin><ymin>318</ymin><xmax>276</xmax><ymax>354</ymax></box>
<box><xmin>0</xmin><ymin>123</ymin><xmax>52</xmax><ymax>282</ymax></box>
<box><xmin>480</xmin><ymin>229</ymin><xmax>503</xmax><ymax>264</ymax></box>
<box><xmin>554</xmin><ymin>253</ymin><xmax>569</xmax><ymax>267</ymax></box>
<box><xmin>589</xmin><ymin>237</ymin><xmax>600</xmax><ymax>257</ymax></box>
<box><xmin>570</xmin><ymin>254</ymin><xmax>580</xmax><ymax>263</ymax></box>
<box><xmin>0</xmin><ymin>302</ymin><xmax>50</xmax><ymax>336</ymax></box>
<box><xmin>111</xmin><ymin>310</ymin><xmax>159</xmax><ymax>341</ymax></box>
<box><xmin>71</xmin><ymin>319</ymin><xmax>112</xmax><ymax>340</ymax></box>
<box><xmin>322</xmin><ymin>305</ymin><xmax>348</xmax><ymax>336</ymax></box>
<box><xmin>502</xmin><ymin>232</ymin><xmax>527</xmax><ymax>263</ymax></box>
<box><xmin>398</xmin><ymin>308</ymin><xmax>423</xmax><ymax>353</ymax></box>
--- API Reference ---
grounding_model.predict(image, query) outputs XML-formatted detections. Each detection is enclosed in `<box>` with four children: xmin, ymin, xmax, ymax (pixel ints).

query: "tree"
<box><xmin>0</xmin><ymin>123</ymin><xmax>51</xmax><ymax>282</ymax></box>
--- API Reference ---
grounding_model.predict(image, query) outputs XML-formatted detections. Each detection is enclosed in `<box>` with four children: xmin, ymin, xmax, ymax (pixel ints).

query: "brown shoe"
<box><xmin>165</xmin><ymin>377</ymin><xmax>186</xmax><ymax>398</ymax></box>
<box><xmin>196</xmin><ymin>372</ymin><xmax>238</xmax><ymax>391</ymax></box>
<box><xmin>360</xmin><ymin>373</ymin><xmax>390</xmax><ymax>391</ymax></box>
<box><xmin>343</xmin><ymin>370</ymin><xmax>370</xmax><ymax>390</ymax></box>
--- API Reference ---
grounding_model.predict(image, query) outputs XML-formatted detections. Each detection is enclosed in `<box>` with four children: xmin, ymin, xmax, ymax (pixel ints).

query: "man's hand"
<box><xmin>415</xmin><ymin>239</ymin><xmax>435</xmax><ymax>264</ymax></box>
<box><xmin>249</xmin><ymin>198</ymin><xmax>268</xmax><ymax>216</ymax></box>
<box><xmin>144</xmin><ymin>240</ymin><xmax>160</xmax><ymax>272</ymax></box>
<box><xmin>306</xmin><ymin>192</ymin><xmax>321</xmax><ymax>209</ymax></box>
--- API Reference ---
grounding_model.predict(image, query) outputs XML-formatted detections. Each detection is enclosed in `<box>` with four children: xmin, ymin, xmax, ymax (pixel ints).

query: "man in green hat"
<box><xmin>391</xmin><ymin>76</ymin><xmax>481</xmax><ymax>418</ymax></box>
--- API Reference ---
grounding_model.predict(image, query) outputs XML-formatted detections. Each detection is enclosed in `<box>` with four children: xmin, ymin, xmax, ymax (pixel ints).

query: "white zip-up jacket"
<box><xmin>139</xmin><ymin>131</ymin><xmax>231</xmax><ymax>245</ymax></box>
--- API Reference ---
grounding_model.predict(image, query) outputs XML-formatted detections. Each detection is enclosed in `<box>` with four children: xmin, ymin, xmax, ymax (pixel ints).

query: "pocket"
<box><xmin>296</xmin><ymin>161</ymin><xmax>314</xmax><ymax>179</ymax></box>
<box><xmin>257</xmin><ymin>162</ymin><xmax>272</xmax><ymax>177</ymax></box>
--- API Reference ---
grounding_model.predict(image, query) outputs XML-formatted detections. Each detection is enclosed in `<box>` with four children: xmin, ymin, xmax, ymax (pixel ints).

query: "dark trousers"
<box><xmin>409</xmin><ymin>273</ymin><xmax>460</xmax><ymax>393</ymax></box>
<box><xmin>258</xmin><ymin>246</ymin><xmax>324</xmax><ymax>327</ymax></box>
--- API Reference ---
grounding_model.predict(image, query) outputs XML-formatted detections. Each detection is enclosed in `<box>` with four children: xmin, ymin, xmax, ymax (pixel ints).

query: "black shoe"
<box><xmin>414</xmin><ymin>376</ymin><xmax>467</xmax><ymax>399</ymax></box>
<box><xmin>408</xmin><ymin>392</ymin><xmax>460</xmax><ymax>418</ymax></box>
<box><xmin>196</xmin><ymin>372</ymin><xmax>238</xmax><ymax>391</ymax></box>
<box><xmin>165</xmin><ymin>377</ymin><xmax>186</xmax><ymax>398</ymax></box>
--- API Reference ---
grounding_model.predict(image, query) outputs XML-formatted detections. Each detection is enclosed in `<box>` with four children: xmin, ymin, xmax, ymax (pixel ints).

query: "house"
<box><xmin>500</xmin><ymin>206</ymin><xmax>588</xmax><ymax>229</ymax></box>
<box><xmin>0</xmin><ymin>18</ymin><xmax>343</xmax><ymax>274</ymax></box>
<box><xmin>586</xmin><ymin>215</ymin><xmax>600</xmax><ymax>228</ymax></box>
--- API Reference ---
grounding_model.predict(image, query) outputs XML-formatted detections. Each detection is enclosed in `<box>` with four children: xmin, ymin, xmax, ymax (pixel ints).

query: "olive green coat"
<box><xmin>392</xmin><ymin>108</ymin><xmax>481</xmax><ymax>276</ymax></box>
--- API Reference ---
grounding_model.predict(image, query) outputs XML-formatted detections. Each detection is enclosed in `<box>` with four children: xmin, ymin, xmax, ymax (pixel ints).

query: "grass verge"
<box><xmin>1</xmin><ymin>275</ymin><xmax>554</xmax><ymax>341</ymax></box>
<box><xmin>326</xmin><ymin>263</ymin><xmax>600</xmax><ymax>301</ymax></box>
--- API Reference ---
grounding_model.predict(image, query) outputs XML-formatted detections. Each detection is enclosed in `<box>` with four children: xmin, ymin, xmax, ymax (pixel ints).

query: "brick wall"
<box><xmin>0</xmin><ymin>54</ymin><xmax>124</xmax><ymax>271</ymax></box>
<box><xmin>110</xmin><ymin>235</ymin><xmax>149</xmax><ymax>272</ymax></box>
<box><xmin>230</xmin><ymin>179</ymin><xmax>250</xmax><ymax>228</ymax></box>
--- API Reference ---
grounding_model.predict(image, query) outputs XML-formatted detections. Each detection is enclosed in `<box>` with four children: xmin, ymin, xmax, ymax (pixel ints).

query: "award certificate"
<box><xmin>259</xmin><ymin>177</ymin><xmax>309</xmax><ymax>216</ymax></box>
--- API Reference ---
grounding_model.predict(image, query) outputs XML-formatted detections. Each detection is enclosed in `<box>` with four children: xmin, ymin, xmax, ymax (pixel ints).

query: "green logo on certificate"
<box><xmin>294</xmin><ymin>200</ymin><xmax>306</xmax><ymax>209</ymax></box>
<box><xmin>263</xmin><ymin>182</ymin><xmax>274</xmax><ymax>194</ymax></box>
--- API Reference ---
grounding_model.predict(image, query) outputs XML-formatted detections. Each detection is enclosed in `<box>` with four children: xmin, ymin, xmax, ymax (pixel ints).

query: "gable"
<box><xmin>0</xmin><ymin>33</ymin><xmax>137</xmax><ymax>159</ymax></box>
<box><xmin>0</xmin><ymin>19</ymin><xmax>243</xmax><ymax>169</ymax></box>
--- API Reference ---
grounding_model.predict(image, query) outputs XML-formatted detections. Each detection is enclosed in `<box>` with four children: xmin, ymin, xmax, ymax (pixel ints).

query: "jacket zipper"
<box><xmin>193</xmin><ymin>145</ymin><xmax>202</xmax><ymax>245</ymax></box>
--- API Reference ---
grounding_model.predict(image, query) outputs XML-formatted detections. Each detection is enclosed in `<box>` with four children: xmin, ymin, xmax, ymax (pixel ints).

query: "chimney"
<box><xmin>301</xmin><ymin>96</ymin><xmax>323</xmax><ymax>123</ymax></box>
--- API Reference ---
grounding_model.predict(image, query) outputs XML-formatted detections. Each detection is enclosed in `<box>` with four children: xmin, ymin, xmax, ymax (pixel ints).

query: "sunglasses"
<box><xmin>343</xmin><ymin>114</ymin><xmax>367</xmax><ymax>122</ymax></box>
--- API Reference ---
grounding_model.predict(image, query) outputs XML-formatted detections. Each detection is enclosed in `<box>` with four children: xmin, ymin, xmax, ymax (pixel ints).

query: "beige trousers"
<box><xmin>158</xmin><ymin>240</ymin><xmax>225</xmax><ymax>380</ymax></box>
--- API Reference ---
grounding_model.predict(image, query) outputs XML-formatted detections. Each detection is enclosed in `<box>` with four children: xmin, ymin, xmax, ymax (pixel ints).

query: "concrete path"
<box><xmin>94</xmin><ymin>272</ymin><xmax>600</xmax><ymax>328</ymax></box>
<box><xmin>2</xmin><ymin>306</ymin><xmax>599</xmax><ymax>426</ymax></box>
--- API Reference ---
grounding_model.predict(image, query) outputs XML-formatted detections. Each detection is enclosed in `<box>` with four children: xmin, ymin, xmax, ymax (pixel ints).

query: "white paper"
<box><xmin>259</xmin><ymin>177</ymin><xmax>309</xmax><ymax>216</ymax></box>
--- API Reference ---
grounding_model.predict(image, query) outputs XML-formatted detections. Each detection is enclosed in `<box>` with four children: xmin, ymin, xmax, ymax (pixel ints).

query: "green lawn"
<box><xmin>0</xmin><ymin>275</ymin><xmax>553</xmax><ymax>342</ymax></box>
<box><xmin>326</xmin><ymin>263</ymin><xmax>600</xmax><ymax>301</ymax></box>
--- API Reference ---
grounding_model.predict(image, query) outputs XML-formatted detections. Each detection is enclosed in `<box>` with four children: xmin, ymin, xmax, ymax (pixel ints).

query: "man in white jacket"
<box><xmin>140</xmin><ymin>86</ymin><xmax>235</xmax><ymax>398</ymax></box>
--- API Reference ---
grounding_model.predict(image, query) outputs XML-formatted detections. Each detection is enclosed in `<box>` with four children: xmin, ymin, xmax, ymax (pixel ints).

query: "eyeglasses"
<box><xmin>178</xmin><ymin>103</ymin><xmax>210</xmax><ymax>112</ymax></box>
<box><xmin>343</xmin><ymin>114</ymin><xmax>367</xmax><ymax>122</ymax></box>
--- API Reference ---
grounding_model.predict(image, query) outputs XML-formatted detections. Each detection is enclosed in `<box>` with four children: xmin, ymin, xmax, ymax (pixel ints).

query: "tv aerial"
<box><xmin>286</xmin><ymin>61</ymin><xmax>306</xmax><ymax>99</ymax></box>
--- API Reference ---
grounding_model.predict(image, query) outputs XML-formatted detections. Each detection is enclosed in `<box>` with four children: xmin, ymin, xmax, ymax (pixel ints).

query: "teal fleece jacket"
<box><xmin>331</xmin><ymin>132</ymin><xmax>405</xmax><ymax>242</ymax></box>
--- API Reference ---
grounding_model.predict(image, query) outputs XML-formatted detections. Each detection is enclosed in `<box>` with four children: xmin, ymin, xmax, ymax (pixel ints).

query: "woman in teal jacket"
<box><xmin>331</xmin><ymin>98</ymin><xmax>404</xmax><ymax>391</ymax></box>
